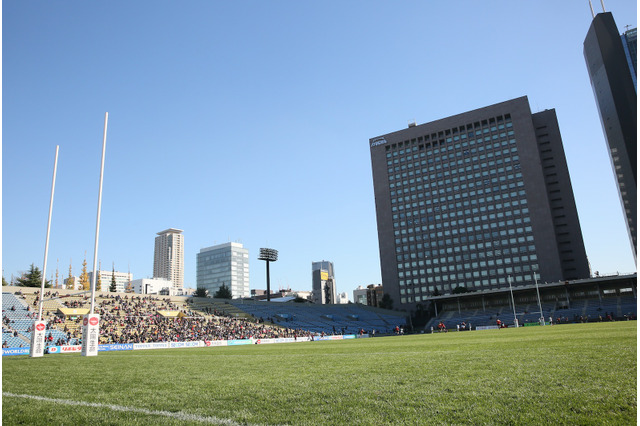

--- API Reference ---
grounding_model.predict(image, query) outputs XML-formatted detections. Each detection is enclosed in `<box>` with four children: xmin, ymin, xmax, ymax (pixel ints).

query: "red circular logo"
<box><xmin>83</xmin><ymin>317</ymin><xmax>88</xmax><ymax>326</ymax></box>
<box><xmin>89</xmin><ymin>317</ymin><xmax>99</xmax><ymax>326</ymax></box>
<box><xmin>36</xmin><ymin>323</ymin><xmax>45</xmax><ymax>331</ymax></box>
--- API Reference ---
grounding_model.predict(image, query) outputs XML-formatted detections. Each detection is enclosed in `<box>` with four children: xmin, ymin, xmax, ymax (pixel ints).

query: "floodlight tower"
<box><xmin>258</xmin><ymin>248</ymin><xmax>278</xmax><ymax>301</ymax></box>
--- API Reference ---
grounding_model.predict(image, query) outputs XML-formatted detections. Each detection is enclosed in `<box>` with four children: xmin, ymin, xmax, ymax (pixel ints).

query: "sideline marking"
<box><xmin>3</xmin><ymin>392</ymin><xmax>246</xmax><ymax>425</ymax></box>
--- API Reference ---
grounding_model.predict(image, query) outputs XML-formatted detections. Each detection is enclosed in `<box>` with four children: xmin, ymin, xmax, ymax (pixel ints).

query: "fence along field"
<box><xmin>2</xmin><ymin>321</ymin><xmax>636</xmax><ymax>425</ymax></box>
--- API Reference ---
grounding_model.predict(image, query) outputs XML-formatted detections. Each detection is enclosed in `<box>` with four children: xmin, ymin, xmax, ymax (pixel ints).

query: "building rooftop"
<box><xmin>157</xmin><ymin>228</ymin><xmax>184</xmax><ymax>235</ymax></box>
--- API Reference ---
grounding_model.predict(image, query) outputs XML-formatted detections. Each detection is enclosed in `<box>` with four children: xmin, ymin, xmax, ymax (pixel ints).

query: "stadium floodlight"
<box><xmin>258</xmin><ymin>248</ymin><xmax>278</xmax><ymax>301</ymax></box>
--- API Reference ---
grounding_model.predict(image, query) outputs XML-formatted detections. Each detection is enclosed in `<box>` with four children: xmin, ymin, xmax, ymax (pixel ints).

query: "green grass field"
<box><xmin>2</xmin><ymin>322</ymin><xmax>636</xmax><ymax>425</ymax></box>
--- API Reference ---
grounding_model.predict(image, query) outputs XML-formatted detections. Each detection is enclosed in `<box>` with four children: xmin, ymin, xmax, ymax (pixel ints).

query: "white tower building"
<box><xmin>153</xmin><ymin>228</ymin><xmax>184</xmax><ymax>295</ymax></box>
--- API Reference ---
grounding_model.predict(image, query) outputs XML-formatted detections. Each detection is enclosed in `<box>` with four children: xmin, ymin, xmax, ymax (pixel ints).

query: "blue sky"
<box><xmin>2</xmin><ymin>1</ymin><xmax>637</xmax><ymax>298</ymax></box>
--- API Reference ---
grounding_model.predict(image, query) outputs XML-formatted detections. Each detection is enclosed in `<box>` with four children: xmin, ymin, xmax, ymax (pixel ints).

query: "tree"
<box><xmin>109</xmin><ymin>265</ymin><xmax>117</xmax><ymax>292</ymax></box>
<box><xmin>194</xmin><ymin>287</ymin><xmax>208</xmax><ymax>298</ymax></box>
<box><xmin>79</xmin><ymin>257</ymin><xmax>90</xmax><ymax>291</ymax></box>
<box><xmin>379</xmin><ymin>293</ymin><xmax>394</xmax><ymax>310</ymax></box>
<box><xmin>55</xmin><ymin>262</ymin><xmax>60</xmax><ymax>289</ymax></box>
<box><xmin>67</xmin><ymin>260</ymin><xmax>75</xmax><ymax>290</ymax></box>
<box><xmin>214</xmin><ymin>284</ymin><xmax>232</xmax><ymax>299</ymax></box>
<box><xmin>16</xmin><ymin>264</ymin><xmax>51</xmax><ymax>288</ymax></box>
<box><xmin>96</xmin><ymin>261</ymin><xmax>102</xmax><ymax>291</ymax></box>
<box><xmin>2</xmin><ymin>275</ymin><xmax>9</xmax><ymax>286</ymax></box>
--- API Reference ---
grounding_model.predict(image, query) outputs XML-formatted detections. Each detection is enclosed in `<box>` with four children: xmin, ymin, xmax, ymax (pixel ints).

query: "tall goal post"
<box><xmin>30</xmin><ymin>145</ymin><xmax>59</xmax><ymax>358</ymax></box>
<box><xmin>82</xmin><ymin>112</ymin><xmax>108</xmax><ymax>357</ymax></box>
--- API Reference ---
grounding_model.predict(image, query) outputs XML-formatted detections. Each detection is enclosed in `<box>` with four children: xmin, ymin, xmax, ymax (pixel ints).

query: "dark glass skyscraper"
<box><xmin>584</xmin><ymin>12</ymin><xmax>637</xmax><ymax>260</ymax></box>
<box><xmin>370</xmin><ymin>96</ymin><xmax>590</xmax><ymax>308</ymax></box>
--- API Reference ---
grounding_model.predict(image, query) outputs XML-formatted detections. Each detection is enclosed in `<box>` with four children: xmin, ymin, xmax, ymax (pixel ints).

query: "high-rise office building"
<box><xmin>369</xmin><ymin>96</ymin><xmax>590</xmax><ymax>308</ymax></box>
<box><xmin>153</xmin><ymin>228</ymin><xmax>184</xmax><ymax>294</ymax></box>
<box><xmin>312</xmin><ymin>261</ymin><xmax>336</xmax><ymax>304</ymax></box>
<box><xmin>196</xmin><ymin>242</ymin><xmax>250</xmax><ymax>299</ymax></box>
<box><xmin>621</xmin><ymin>27</ymin><xmax>637</xmax><ymax>90</ymax></box>
<box><xmin>584</xmin><ymin>12</ymin><xmax>637</xmax><ymax>260</ymax></box>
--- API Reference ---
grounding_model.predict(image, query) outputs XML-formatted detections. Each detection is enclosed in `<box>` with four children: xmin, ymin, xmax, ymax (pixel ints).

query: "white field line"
<box><xmin>2</xmin><ymin>392</ymin><xmax>250</xmax><ymax>425</ymax></box>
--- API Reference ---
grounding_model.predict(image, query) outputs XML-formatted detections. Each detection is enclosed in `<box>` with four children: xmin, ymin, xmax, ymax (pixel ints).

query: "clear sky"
<box><xmin>2</xmin><ymin>1</ymin><xmax>637</xmax><ymax>299</ymax></box>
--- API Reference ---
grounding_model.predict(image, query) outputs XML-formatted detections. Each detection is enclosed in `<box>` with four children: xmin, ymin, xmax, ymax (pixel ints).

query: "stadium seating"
<box><xmin>424</xmin><ymin>294</ymin><xmax>637</xmax><ymax>330</ymax></box>
<box><xmin>226</xmin><ymin>299</ymin><xmax>406</xmax><ymax>334</ymax></box>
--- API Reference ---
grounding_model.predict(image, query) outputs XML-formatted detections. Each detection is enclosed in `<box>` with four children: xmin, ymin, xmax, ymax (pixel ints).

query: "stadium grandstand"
<box><xmin>2</xmin><ymin>287</ymin><xmax>407</xmax><ymax>349</ymax></box>
<box><xmin>419</xmin><ymin>273</ymin><xmax>637</xmax><ymax>331</ymax></box>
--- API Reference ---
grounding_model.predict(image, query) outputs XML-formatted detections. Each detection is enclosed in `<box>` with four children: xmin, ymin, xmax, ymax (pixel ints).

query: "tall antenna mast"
<box><xmin>588</xmin><ymin>0</ymin><xmax>595</xmax><ymax>19</ymax></box>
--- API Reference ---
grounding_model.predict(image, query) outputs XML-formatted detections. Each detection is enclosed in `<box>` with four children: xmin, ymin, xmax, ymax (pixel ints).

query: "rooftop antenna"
<box><xmin>588</xmin><ymin>0</ymin><xmax>595</xmax><ymax>19</ymax></box>
<box><xmin>599</xmin><ymin>0</ymin><xmax>606</xmax><ymax>13</ymax></box>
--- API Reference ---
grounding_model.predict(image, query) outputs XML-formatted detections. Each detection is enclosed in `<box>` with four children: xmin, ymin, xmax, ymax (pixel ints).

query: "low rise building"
<box><xmin>132</xmin><ymin>278</ymin><xmax>175</xmax><ymax>295</ymax></box>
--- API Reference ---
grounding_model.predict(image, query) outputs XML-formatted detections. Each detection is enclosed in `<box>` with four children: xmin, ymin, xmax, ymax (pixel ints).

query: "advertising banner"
<box><xmin>317</xmin><ymin>335</ymin><xmax>344</xmax><ymax>341</ymax></box>
<box><xmin>81</xmin><ymin>314</ymin><xmax>100</xmax><ymax>357</ymax></box>
<box><xmin>2</xmin><ymin>347</ymin><xmax>30</xmax><ymax>356</ymax></box>
<box><xmin>98</xmin><ymin>344</ymin><xmax>134</xmax><ymax>352</ymax></box>
<box><xmin>169</xmin><ymin>341</ymin><xmax>203</xmax><ymax>349</ymax></box>
<box><xmin>204</xmin><ymin>340</ymin><xmax>227</xmax><ymax>347</ymax></box>
<box><xmin>133</xmin><ymin>342</ymin><xmax>169</xmax><ymax>350</ymax></box>
<box><xmin>47</xmin><ymin>345</ymin><xmax>61</xmax><ymax>354</ymax></box>
<box><xmin>476</xmin><ymin>325</ymin><xmax>500</xmax><ymax>331</ymax></box>
<box><xmin>227</xmin><ymin>339</ymin><xmax>252</xmax><ymax>346</ymax></box>
<box><xmin>29</xmin><ymin>320</ymin><xmax>47</xmax><ymax>358</ymax></box>
<box><xmin>60</xmin><ymin>345</ymin><xmax>82</xmax><ymax>353</ymax></box>
<box><xmin>343</xmin><ymin>335</ymin><xmax>356</xmax><ymax>339</ymax></box>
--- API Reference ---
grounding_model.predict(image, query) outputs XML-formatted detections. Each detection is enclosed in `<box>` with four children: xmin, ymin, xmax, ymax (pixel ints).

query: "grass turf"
<box><xmin>2</xmin><ymin>321</ymin><xmax>636</xmax><ymax>425</ymax></box>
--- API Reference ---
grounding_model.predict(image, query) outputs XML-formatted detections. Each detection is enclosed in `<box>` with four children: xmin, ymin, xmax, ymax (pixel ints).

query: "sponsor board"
<box><xmin>476</xmin><ymin>326</ymin><xmax>500</xmax><ymax>331</ymax></box>
<box><xmin>227</xmin><ymin>339</ymin><xmax>252</xmax><ymax>346</ymax></box>
<box><xmin>204</xmin><ymin>340</ymin><xmax>227</xmax><ymax>347</ymax></box>
<box><xmin>133</xmin><ymin>342</ymin><xmax>169</xmax><ymax>350</ymax></box>
<box><xmin>343</xmin><ymin>335</ymin><xmax>356</xmax><ymax>339</ymax></box>
<box><xmin>61</xmin><ymin>345</ymin><xmax>83</xmax><ymax>353</ymax></box>
<box><xmin>2</xmin><ymin>347</ymin><xmax>30</xmax><ymax>356</ymax></box>
<box><xmin>47</xmin><ymin>346</ymin><xmax>60</xmax><ymax>353</ymax></box>
<box><xmin>98</xmin><ymin>344</ymin><xmax>134</xmax><ymax>352</ymax></box>
<box><xmin>317</xmin><ymin>335</ymin><xmax>344</xmax><ymax>341</ymax></box>
<box><xmin>169</xmin><ymin>341</ymin><xmax>203</xmax><ymax>348</ymax></box>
